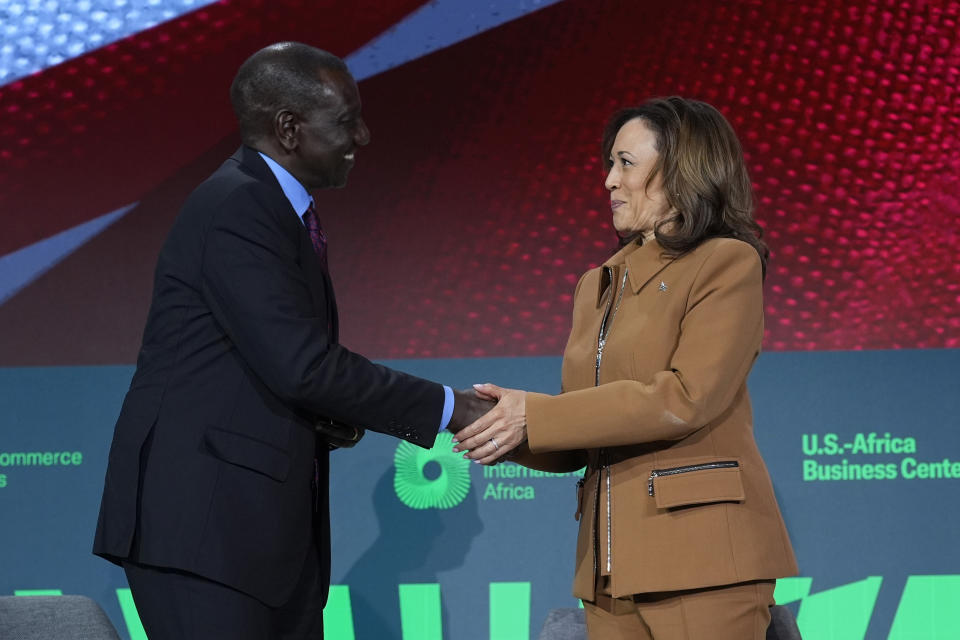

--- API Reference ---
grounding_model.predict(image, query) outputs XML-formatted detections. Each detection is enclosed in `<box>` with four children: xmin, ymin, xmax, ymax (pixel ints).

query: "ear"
<box><xmin>274</xmin><ymin>109</ymin><xmax>299</xmax><ymax>152</ymax></box>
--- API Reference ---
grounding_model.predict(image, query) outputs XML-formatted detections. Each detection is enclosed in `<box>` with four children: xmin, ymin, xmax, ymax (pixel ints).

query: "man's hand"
<box><xmin>315</xmin><ymin>418</ymin><xmax>365</xmax><ymax>450</ymax></box>
<box><xmin>452</xmin><ymin>383</ymin><xmax>527</xmax><ymax>465</ymax></box>
<box><xmin>447</xmin><ymin>389</ymin><xmax>495</xmax><ymax>432</ymax></box>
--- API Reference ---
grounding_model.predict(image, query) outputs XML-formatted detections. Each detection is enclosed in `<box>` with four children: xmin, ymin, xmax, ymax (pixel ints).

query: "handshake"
<box><xmin>315</xmin><ymin>383</ymin><xmax>526</xmax><ymax>465</ymax></box>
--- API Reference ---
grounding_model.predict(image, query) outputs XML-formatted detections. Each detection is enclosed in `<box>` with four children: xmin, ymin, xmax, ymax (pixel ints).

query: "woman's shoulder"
<box><xmin>683</xmin><ymin>237</ymin><xmax>763</xmax><ymax>285</ymax></box>
<box><xmin>684</xmin><ymin>236</ymin><xmax>761</xmax><ymax>268</ymax></box>
<box><xmin>691</xmin><ymin>236</ymin><xmax>758</xmax><ymax>259</ymax></box>
<box><xmin>571</xmin><ymin>265</ymin><xmax>604</xmax><ymax>299</ymax></box>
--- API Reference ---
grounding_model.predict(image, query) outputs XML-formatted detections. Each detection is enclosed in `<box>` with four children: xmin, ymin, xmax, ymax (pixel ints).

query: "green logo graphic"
<box><xmin>394</xmin><ymin>432</ymin><xmax>471</xmax><ymax>509</ymax></box>
<box><xmin>12</xmin><ymin>576</ymin><xmax>960</xmax><ymax>639</ymax></box>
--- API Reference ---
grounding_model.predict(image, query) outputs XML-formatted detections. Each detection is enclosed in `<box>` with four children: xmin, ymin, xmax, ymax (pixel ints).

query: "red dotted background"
<box><xmin>0</xmin><ymin>0</ymin><xmax>957</xmax><ymax>365</ymax></box>
<box><xmin>0</xmin><ymin>0</ymin><xmax>427</xmax><ymax>255</ymax></box>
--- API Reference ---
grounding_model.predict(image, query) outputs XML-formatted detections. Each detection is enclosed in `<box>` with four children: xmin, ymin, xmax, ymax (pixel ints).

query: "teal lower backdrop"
<box><xmin>1</xmin><ymin>351</ymin><xmax>959</xmax><ymax>639</ymax></box>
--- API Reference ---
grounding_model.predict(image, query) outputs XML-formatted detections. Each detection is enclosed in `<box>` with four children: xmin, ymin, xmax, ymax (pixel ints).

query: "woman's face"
<box><xmin>605</xmin><ymin>118</ymin><xmax>670</xmax><ymax>238</ymax></box>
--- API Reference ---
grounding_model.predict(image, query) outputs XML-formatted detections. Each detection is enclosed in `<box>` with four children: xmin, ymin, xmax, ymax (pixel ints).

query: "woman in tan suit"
<box><xmin>453</xmin><ymin>97</ymin><xmax>798</xmax><ymax>639</ymax></box>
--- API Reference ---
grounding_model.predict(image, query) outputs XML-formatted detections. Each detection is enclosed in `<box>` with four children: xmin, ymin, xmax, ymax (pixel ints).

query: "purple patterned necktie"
<box><xmin>302</xmin><ymin>203</ymin><xmax>328</xmax><ymax>271</ymax></box>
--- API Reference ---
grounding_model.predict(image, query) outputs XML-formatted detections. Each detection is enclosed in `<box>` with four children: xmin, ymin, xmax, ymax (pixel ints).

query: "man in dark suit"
<box><xmin>92</xmin><ymin>42</ymin><xmax>490</xmax><ymax>638</ymax></box>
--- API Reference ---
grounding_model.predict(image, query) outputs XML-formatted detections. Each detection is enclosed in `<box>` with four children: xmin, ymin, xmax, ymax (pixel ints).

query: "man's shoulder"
<box><xmin>184</xmin><ymin>151</ymin><xmax>284</xmax><ymax>218</ymax></box>
<box><xmin>195</xmin><ymin>150</ymin><xmax>267</xmax><ymax>195</ymax></box>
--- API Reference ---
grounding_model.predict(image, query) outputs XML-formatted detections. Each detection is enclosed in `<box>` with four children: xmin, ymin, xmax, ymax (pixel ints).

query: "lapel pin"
<box><xmin>658</xmin><ymin>281</ymin><xmax>668</xmax><ymax>292</ymax></box>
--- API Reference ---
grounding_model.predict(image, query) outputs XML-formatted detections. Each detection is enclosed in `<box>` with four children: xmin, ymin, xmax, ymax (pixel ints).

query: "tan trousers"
<box><xmin>583</xmin><ymin>578</ymin><xmax>776</xmax><ymax>640</ymax></box>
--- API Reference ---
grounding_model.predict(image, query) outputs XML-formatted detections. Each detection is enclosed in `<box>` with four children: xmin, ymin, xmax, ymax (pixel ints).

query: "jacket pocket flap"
<box><xmin>652</xmin><ymin>462</ymin><xmax>744</xmax><ymax>509</ymax></box>
<box><xmin>204</xmin><ymin>427</ymin><xmax>290</xmax><ymax>482</ymax></box>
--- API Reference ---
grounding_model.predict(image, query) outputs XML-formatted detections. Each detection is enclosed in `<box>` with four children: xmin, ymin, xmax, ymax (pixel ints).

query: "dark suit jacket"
<box><xmin>93</xmin><ymin>146</ymin><xmax>443</xmax><ymax>606</ymax></box>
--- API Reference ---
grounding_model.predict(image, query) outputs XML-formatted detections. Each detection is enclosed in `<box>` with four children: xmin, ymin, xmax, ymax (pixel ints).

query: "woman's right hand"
<box><xmin>451</xmin><ymin>383</ymin><xmax>528</xmax><ymax>465</ymax></box>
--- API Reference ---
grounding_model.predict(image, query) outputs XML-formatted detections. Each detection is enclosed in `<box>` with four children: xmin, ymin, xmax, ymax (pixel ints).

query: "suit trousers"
<box><xmin>583</xmin><ymin>577</ymin><xmax>775</xmax><ymax>640</ymax></box>
<box><xmin>122</xmin><ymin>541</ymin><xmax>325</xmax><ymax>640</ymax></box>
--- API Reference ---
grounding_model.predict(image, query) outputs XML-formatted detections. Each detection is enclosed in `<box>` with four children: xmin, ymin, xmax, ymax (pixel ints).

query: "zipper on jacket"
<box><xmin>647</xmin><ymin>461</ymin><xmax>740</xmax><ymax>496</ymax></box>
<box><xmin>592</xmin><ymin>470</ymin><xmax>601</xmax><ymax>576</ymax></box>
<box><xmin>595</xmin><ymin>266</ymin><xmax>628</xmax><ymax>386</ymax></box>
<box><xmin>605</xmin><ymin>462</ymin><xmax>612</xmax><ymax>572</ymax></box>
<box><xmin>594</xmin><ymin>265</ymin><xmax>628</xmax><ymax>574</ymax></box>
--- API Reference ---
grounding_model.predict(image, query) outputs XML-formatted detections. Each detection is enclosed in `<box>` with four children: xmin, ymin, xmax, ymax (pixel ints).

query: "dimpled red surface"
<box><xmin>326</xmin><ymin>0</ymin><xmax>960</xmax><ymax>356</ymax></box>
<box><xmin>0</xmin><ymin>0</ymin><xmax>429</xmax><ymax>255</ymax></box>
<box><xmin>0</xmin><ymin>0</ymin><xmax>957</xmax><ymax>365</ymax></box>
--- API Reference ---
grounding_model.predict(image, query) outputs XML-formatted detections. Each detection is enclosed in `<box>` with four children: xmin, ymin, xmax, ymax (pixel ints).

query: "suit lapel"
<box><xmin>595</xmin><ymin>239</ymin><xmax>675</xmax><ymax>306</ymax></box>
<box><xmin>624</xmin><ymin>239</ymin><xmax>675</xmax><ymax>294</ymax></box>
<box><xmin>298</xmin><ymin>228</ymin><xmax>340</xmax><ymax>343</ymax></box>
<box><xmin>236</xmin><ymin>145</ymin><xmax>341</xmax><ymax>342</ymax></box>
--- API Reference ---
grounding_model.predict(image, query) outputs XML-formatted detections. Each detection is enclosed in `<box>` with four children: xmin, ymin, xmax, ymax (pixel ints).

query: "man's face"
<box><xmin>291</xmin><ymin>68</ymin><xmax>370</xmax><ymax>190</ymax></box>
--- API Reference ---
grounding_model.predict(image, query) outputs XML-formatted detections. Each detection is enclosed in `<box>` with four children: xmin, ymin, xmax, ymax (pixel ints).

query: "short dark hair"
<box><xmin>230</xmin><ymin>42</ymin><xmax>348</xmax><ymax>145</ymax></box>
<box><xmin>602</xmin><ymin>97</ymin><xmax>769</xmax><ymax>276</ymax></box>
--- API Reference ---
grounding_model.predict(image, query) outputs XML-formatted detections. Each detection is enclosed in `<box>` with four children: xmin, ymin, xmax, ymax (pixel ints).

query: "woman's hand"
<box><xmin>451</xmin><ymin>383</ymin><xmax>527</xmax><ymax>465</ymax></box>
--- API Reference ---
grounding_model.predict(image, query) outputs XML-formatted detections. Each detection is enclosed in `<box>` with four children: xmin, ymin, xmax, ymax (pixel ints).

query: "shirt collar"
<box><xmin>258</xmin><ymin>151</ymin><xmax>313</xmax><ymax>218</ymax></box>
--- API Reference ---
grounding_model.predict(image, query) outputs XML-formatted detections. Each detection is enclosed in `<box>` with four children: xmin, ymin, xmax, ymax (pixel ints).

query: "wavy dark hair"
<box><xmin>602</xmin><ymin>97</ymin><xmax>769</xmax><ymax>276</ymax></box>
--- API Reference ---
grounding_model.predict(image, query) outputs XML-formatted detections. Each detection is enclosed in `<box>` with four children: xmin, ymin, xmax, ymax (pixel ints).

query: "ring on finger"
<box><xmin>490</xmin><ymin>437</ymin><xmax>500</xmax><ymax>451</ymax></box>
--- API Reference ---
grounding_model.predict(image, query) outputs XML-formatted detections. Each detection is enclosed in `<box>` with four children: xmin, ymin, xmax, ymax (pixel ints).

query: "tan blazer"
<box><xmin>515</xmin><ymin>237</ymin><xmax>798</xmax><ymax>601</ymax></box>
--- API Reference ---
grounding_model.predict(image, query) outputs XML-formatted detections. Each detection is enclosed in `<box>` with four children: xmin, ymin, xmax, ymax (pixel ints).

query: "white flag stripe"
<box><xmin>0</xmin><ymin>0</ymin><xmax>218</xmax><ymax>85</ymax></box>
